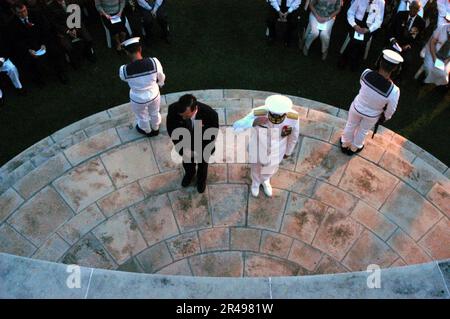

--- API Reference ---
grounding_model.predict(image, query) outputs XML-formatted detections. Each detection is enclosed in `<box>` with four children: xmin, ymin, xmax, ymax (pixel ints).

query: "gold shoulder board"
<box><xmin>254</xmin><ymin>109</ymin><xmax>268</xmax><ymax>116</ymax></box>
<box><xmin>287</xmin><ymin>112</ymin><xmax>299</xmax><ymax>120</ymax></box>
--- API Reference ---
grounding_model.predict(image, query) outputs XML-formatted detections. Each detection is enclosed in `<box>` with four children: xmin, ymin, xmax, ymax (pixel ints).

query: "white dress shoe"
<box><xmin>262</xmin><ymin>181</ymin><xmax>273</xmax><ymax>197</ymax></box>
<box><xmin>251</xmin><ymin>182</ymin><xmax>260</xmax><ymax>197</ymax></box>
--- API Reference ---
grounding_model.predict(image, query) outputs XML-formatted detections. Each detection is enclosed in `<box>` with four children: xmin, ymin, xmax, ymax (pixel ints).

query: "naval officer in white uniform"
<box><xmin>341</xmin><ymin>49</ymin><xmax>403</xmax><ymax>155</ymax></box>
<box><xmin>233</xmin><ymin>95</ymin><xmax>300</xmax><ymax>197</ymax></box>
<box><xmin>119</xmin><ymin>37</ymin><xmax>166</xmax><ymax>137</ymax></box>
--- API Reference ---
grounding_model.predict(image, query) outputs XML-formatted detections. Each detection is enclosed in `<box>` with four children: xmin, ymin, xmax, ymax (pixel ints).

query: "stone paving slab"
<box><xmin>260</xmin><ymin>231</ymin><xmax>293</xmax><ymax>259</ymax></box>
<box><xmin>248</xmin><ymin>188</ymin><xmax>288</xmax><ymax>232</ymax></box>
<box><xmin>227</xmin><ymin>164</ymin><xmax>251</xmax><ymax>184</ymax></box>
<box><xmin>387</xmin><ymin>228</ymin><xmax>432</xmax><ymax>265</ymax></box>
<box><xmin>380</xmin><ymin>182</ymin><xmax>443</xmax><ymax>241</ymax></box>
<box><xmin>296</xmin><ymin>137</ymin><xmax>349</xmax><ymax>185</ymax></box>
<box><xmin>57</xmin><ymin>204</ymin><xmax>106</xmax><ymax>245</ymax></box>
<box><xmin>0</xmin><ymin>188</ymin><xmax>24</xmax><ymax>224</ymax></box>
<box><xmin>287</xmin><ymin>240</ymin><xmax>323</xmax><ymax>272</ymax></box>
<box><xmin>427</xmin><ymin>183</ymin><xmax>450</xmax><ymax>218</ymax></box>
<box><xmin>189</xmin><ymin>252</ymin><xmax>243</xmax><ymax>277</ymax></box>
<box><xmin>32</xmin><ymin>233</ymin><xmax>70</xmax><ymax>262</ymax></box>
<box><xmin>313</xmin><ymin>181</ymin><xmax>358</xmax><ymax>214</ymax></box>
<box><xmin>165</xmin><ymin>90</ymin><xmax>224</xmax><ymax>105</ymax></box>
<box><xmin>51</xmin><ymin>111</ymin><xmax>110</xmax><ymax>142</ymax></box>
<box><xmin>418</xmin><ymin>218</ymin><xmax>450</xmax><ymax>260</ymax></box>
<box><xmin>224</xmin><ymin>89</ymin><xmax>276</xmax><ymax>99</ymax></box>
<box><xmin>8</xmin><ymin>187</ymin><xmax>73</xmax><ymax>247</ymax></box>
<box><xmin>166</xmin><ymin>232</ymin><xmax>201</xmax><ymax>261</ymax></box>
<box><xmin>339</xmin><ymin>156</ymin><xmax>399</xmax><ymax>209</ymax></box>
<box><xmin>281</xmin><ymin>194</ymin><xmax>329</xmax><ymax>244</ymax></box>
<box><xmin>230</xmin><ymin>227</ymin><xmax>261</xmax><ymax>252</ymax></box>
<box><xmin>136</xmin><ymin>241</ymin><xmax>173</xmax><ymax>273</ymax></box>
<box><xmin>198</xmin><ymin>227</ymin><xmax>230</xmax><ymax>252</ymax></box>
<box><xmin>64</xmin><ymin>129</ymin><xmax>121</xmax><ymax>166</ymax></box>
<box><xmin>150</xmin><ymin>133</ymin><xmax>180</xmax><ymax>172</ymax></box>
<box><xmin>130</xmin><ymin>194</ymin><xmax>179</xmax><ymax>247</ymax></box>
<box><xmin>0</xmin><ymin>223</ymin><xmax>36</xmax><ymax>257</ymax></box>
<box><xmin>299</xmin><ymin>118</ymin><xmax>334</xmax><ymax>141</ymax></box>
<box><xmin>116</xmin><ymin>257</ymin><xmax>143</xmax><ymax>273</ymax></box>
<box><xmin>350</xmin><ymin>201</ymin><xmax>397</xmax><ymax>241</ymax></box>
<box><xmin>314</xmin><ymin>255</ymin><xmax>349</xmax><ymax>275</ymax></box>
<box><xmin>208</xmin><ymin>184</ymin><xmax>247</xmax><ymax>227</ymax></box>
<box><xmin>168</xmin><ymin>188</ymin><xmax>211</xmax><ymax>232</ymax></box>
<box><xmin>342</xmin><ymin>230</ymin><xmax>398</xmax><ymax>271</ymax></box>
<box><xmin>138</xmin><ymin>169</ymin><xmax>183</xmax><ymax>197</ymax></box>
<box><xmin>97</xmin><ymin>182</ymin><xmax>144</xmax><ymax>217</ymax></box>
<box><xmin>311</xmin><ymin>210</ymin><xmax>364</xmax><ymax>261</ymax></box>
<box><xmin>61</xmin><ymin>233</ymin><xmax>116</xmax><ymax>269</ymax></box>
<box><xmin>13</xmin><ymin>152</ymin><xmax>72</xmax><ymax>200</ymax></box>
<box><xmin>0</xmin><ymin>161</ymin><xmax>36</xmax><ymax>194</ymax></box>
<box><xmin>101</xmin><ymin>140</ymin><xmax>159</xmax><ymax>188</ymax></box>
<box><xmin>244</xmin><ymin>253</ymin><xmax>299</xmax><ymax>277</ymax></box>
<box><xmin>92</xmin><ymin>210</ymin><xmax>148</xmax><ymax>264</ymax></box>
<box><xmin>270</xmin><ymin>169</ymin><xmax>316</xmax><ymax>196</ymax></box>
<box><xmin>156</xmin><ymin>259</ymin><xmax>193</xmax><ymax>276</ymax></box>
<box><xmin>84</xmin><ymin>113</ymin><xmax>132</xmax><ymax>138</ymax></box>
<box><xmin>53</xmin><ymin>158</ymin><xmax>114</xmax><ymax>213</ymax></box>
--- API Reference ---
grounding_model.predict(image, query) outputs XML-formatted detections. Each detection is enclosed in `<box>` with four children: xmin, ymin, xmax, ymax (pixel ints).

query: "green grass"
<box><xmin>1</xmin><ymin>0</ymin><xmax>449</xmax><ymax>166</ymax></box>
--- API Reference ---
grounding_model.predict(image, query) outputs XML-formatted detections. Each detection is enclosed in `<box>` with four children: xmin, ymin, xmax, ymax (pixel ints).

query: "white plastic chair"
<box><xmin>101</xmin><ymin>16</ymin><xmax>133</xmax><ymax>48</ymax></box>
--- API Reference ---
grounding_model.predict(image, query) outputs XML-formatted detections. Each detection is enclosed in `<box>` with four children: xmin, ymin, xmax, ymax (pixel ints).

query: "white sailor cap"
<box><xmin>265</xmin><ymin>95</ymin><xmax>293</xmax><ymax>115</ymax></box>
<box><xmin>382</xmin><ymin>49</ymin><xmax>404</xmax><ymax>64</ymax></box>
<box><xmin>121</xmin><ymin>37</ymin><xmax>141</xmax><ymax>48</ymax></box>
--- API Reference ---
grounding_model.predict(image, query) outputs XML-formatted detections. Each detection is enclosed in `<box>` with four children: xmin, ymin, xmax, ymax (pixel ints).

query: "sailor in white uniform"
<box><xmin>119</xmin><ymin>37</ymin><xmax>165</xmax><ymax>137</ymax></box>
<box><xmin>233</xmin><ymin>95</ymin><xmax>300</xmax><ymax>197</ymax></box>
<box><xmin>341</xmin><ymin>49</ymin><xmax>403</xmax><ymax>155</ymax></box>
<box><xmin>437</xmin><ymin>0</ymin><xmax>450</xmax><ymax>27</ymax></box>
<box><xmin>0</xmin><ymin>57</ymin><xmax>24</xmax><ymax>106</ymax></box>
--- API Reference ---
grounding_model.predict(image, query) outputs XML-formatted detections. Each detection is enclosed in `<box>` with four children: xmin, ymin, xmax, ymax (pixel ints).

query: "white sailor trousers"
<box><xmin>251</xmin><ymin>163</ymin><xmax>279</xmax><ymax>185</ymax></box>
<box><xmin>304</xmin><ymin>13</ymin><xmax>335</xmax><ymax>53</ymax></box>
<box><xmin>130</xmin><ymin>94</ymin><xmax>161</xmax><ymax>133</ymax></box>
<box><xmin>341</xmin><ymin>104</ymin><xmax>379</xmax><ymax>149</ymax></box>
<box><xmin>0</xmin><ymin>59</ymin><xmax>23</xmax><ymax>98</ymax></box>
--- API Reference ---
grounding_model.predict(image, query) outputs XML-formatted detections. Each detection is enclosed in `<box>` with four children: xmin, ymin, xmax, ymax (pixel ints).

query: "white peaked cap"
<box><xmin>121</xmin><ymin>37</ymin><xmax>141</xmax><ymax>47</ymax></box>
<box><xmin>382</xmin><ymin>49</ymin><xmax>404</xmax><ymax>64</ymax></box>
<box><xmin>265</xmin><ymin>95</ymin><xmax>293</xmax><ymax>115</ymax></box>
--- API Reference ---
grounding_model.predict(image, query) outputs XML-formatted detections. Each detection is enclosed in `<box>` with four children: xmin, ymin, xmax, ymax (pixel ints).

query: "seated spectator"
<box><xmin>302</xmin><ymin>0</ymin><xmax>342</xmax><ymax>60</ymax></box>
<box><xmin>397</xmin><ymin>0</ymin><xmax>428</xmax><ymax>17</ymax></box>
<box><xmin>338</xmin><ymin>0</ymin><xmax>385</xmax><ymax>71</ymax></box>
<box><xmin>422</xmin><ymin>19</ymin><xmax>450</xmax><ymax>88</ymax></box>
<box><xmin>437</xmin><ymin>0</ymin><xmax>449</xmax><ymax>27</ymax></box>
<box><xmin>266</xmin><ymin>0</ymin><xmax>302</xmax><ymax>46</ymax></box>
<box><xmin>95</xmin><ymin>0</ymin><xmax>127</xmax><ymax>52</ymax></box>
<box><xmin>388</xmin><ymin>0</ymin><xmax>425</xmax><ymax>74</ymax></box>
<box><xmin>46</xmin><ymin>0</ymin><xmax>96</xmax><ymax>67</ymax></box>
<box><xmin>7</xmin><ymin>2</ymin><xmax>69</xmax><ymax>84</ymax></box>
<box><xmin>137</xmin><ymin>0</ymin><xmax>170</xmax><ymax>44</ymax></box>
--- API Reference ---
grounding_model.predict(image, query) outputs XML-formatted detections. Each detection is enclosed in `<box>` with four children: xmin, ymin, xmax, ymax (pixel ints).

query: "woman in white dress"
<box><xmin>423</xmin><ymin>21</ymin><xmax>450</xmax><ymax>86</ymax></box>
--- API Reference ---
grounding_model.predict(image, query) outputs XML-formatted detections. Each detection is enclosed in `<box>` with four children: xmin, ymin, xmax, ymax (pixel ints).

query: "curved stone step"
<box><xmin>1</xmin><ymin>90</ymin><xmax>449</xmax><ymax>279</ymax></box>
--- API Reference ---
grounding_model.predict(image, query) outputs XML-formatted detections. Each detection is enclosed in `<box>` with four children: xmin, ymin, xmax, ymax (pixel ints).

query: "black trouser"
<box><xmin>266</xmin><ymin>6</ymin><xmax>300</xmax><ymax>43</ymax></box>
<box><xmin>140</xmin><ymin>4</ymin><xmax>169</xmax><ymax>39</ymax></box>
<box><xmin>58</xmin><ymin>25</ymin><xmax>94</xmax><ymax>63</ymax></box>
<box><xmin>340</xmin><ymin>19</ymin><xmax>372</xmax><ymax>70</ymax></box>
<box><xmin>182</xmin><ymin>161</ymin><xmax>208</xmax><ymax>186</ymax></box>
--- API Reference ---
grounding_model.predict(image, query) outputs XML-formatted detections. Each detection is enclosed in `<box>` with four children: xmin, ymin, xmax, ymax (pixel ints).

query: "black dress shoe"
<box><xmin>339</xmin><ymin>138</ymin><xmax>351</xmax><ymax>155</ymax></box>
<box><xmin>197</xmin><ymin>180</ymin><xmax>206</xmax><ymax>193</ymax></box>
<box><xmin>182</xmin><ymin>174</ymin><xmax>195</xmax><ymax>187</ymax></box>
<box><xmin>148</xmin><ymin>129</ymin><xmax>159</xmax><ymax>137</ymax></box>
<box><xmin>346</xmin><ymin>145</ymin><xmax>365</xmax><ymax>156</ymax></box>
<box><xmin>136</xmin><ymin>124</ymin><xmax>151</xmax><ymax>136</ymax></box>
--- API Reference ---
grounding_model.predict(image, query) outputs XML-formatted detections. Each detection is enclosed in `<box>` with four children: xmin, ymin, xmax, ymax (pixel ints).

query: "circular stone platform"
<box><xmin>0</xmin><ymin>89</ymin><xmax>449</xmax><ymax>278</ymax></box>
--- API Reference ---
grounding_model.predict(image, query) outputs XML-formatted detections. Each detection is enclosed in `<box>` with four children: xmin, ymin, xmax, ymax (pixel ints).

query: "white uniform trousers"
<box><xmin>341</xmin><ymin>104</ymin><xmax>379</xmax><ymax>149</ymax></box>
<box><xmin>0</xmin><ymin>59</ymin><xmax>23</xmax><ymax>98</ymax></box>
<box><xmin>304</xmin><ymin>13</ymin><xmax>335</xmax><ymax>53</ymax></box>
<box><xmin>251</xmin><ymin>163</ymin><xmax>279</xmax><ymax>185</ymax></box>
<box><xmin>131</xmin><ymin>94</ymin><xmax>161</xmax><ymax>133</ymax></box>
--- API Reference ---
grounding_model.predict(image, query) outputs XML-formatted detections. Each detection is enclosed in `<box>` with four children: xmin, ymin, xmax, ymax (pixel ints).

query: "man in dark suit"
<box><xmin>166</xmin><ymin>94</ymin><xmax>219</xmax><ymax>193</ymax></box>
<box><xmin>45</xmin><ymin>0</ymin><xmax>95</xmax><ymax>67</ymax></box>
<box><xmin>8</xmin><ymin>2</ymin><xmax>68</xmax><ymax>84</ymax></box>
<box><xmin>388</xmin><ymin>0</ymin><xmax>425</xmax><ymax>73</ymax></box>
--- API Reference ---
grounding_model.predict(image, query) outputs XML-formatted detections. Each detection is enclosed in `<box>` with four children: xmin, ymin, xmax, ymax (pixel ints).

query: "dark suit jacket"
<box><xmin>389</xmin><ymin>11</ymin><xmax>425</xmax><ymax>47</ymax></box>
<box><xmin>46</xmin><ymin>0</ymin><xmax>72</xmax><ymax>35</ymax></box>
<box><xmin>166</xmin><ymin>102</ymin><xmax>219</xmax><ymax>159</ymax></box>
<box><xmin>7</xmin><ymin>12</ymin><xmax>50</xmax><ymax>58</ymax></box>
